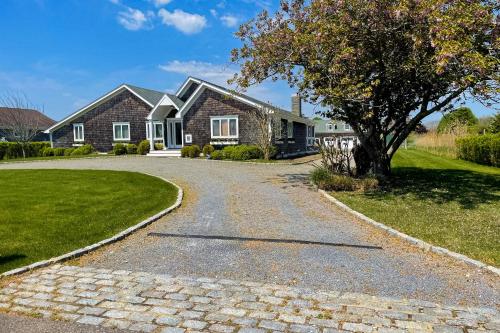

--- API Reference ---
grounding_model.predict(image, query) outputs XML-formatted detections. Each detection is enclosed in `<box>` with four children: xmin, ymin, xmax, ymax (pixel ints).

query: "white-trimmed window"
<box><xmin>344</xmin><ymin>123</ymin><xmax>351</xmax><ymax>130</ymax></box>
<box><xmin>73</xmin><ymin>123</ymin><xmax>84</xmax><ymax>142</ymax></box>
<box><xmin>211</xmin><ymin>116</ymin><xmax>238</xmax><ymax>138</ymax></box>
<box><xmin>146</xmin><ymin>122</ymin><xmax>164</xmax><ymax>140</ymax></box>
<box><xmin>287</xmin><ymin>122</ymin><xmax>294</xmax><ymax>138</ymax></box>
<box><xmin>113</xmin><ymin>122</ymin><xmax>130</xmax><ymax>141</ymax></box>
<box><xmin>326</xmin><ymin>123</ymin><xmax>333</xmax><ymax>131</ymax></box>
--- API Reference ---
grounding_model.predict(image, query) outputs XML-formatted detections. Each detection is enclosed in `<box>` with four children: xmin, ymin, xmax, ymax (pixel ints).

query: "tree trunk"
<box><xmin>372</xmin><ymin>154</ymin><xmax>391</xmax><ymax>177</ymax></box>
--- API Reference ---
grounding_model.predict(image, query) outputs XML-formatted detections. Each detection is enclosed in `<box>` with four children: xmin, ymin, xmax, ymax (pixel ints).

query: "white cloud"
<box><xmin>109</xmin><ymin>0</ymin><xmax>120</xmax><ymax>4</ymax></box>
<box><xmin>117</xmin><ymin>7</ymin><xmax>154</xmax><ymax>31</ymax></box>
<box><xmin>158</xmin><ymin>9</ymin><xmax>207</xmax><ymax>34</ymax></box>
<box><xmin>210</xmin><ymin>9</ymin><xmax>218</xmax><ymax>17</ymax></box>
<box><xmin>220</xmin><ymin>14</ymin><xmax>238</xmax><ymax>28</ymax></box>
<box><xmin>159</xmin><ymin>60</ymin><xmax>235</xmax><ymax>84</ymax></box>
<box><xmin>152</xmin><ymin>0</ymin><xmax>172</xmax><ymax>7</ymax></box>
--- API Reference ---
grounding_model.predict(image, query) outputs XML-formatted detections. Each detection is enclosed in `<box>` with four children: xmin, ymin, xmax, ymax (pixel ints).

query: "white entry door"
<box><xmin>167</xmin><ymin>119</ymin><xmax>182</xmax><ymax>149</ymax></box>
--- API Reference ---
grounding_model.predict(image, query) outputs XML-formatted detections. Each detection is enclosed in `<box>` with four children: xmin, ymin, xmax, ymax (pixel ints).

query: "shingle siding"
<box><xmin>52</xmin><ymin>90</ymin><xmax>150</xmax><ymax>152</ymax></box>
<box><xmin>182</xmin><ymin>89</ymin><xmax>308</xmax><ymax>154</ymax></box>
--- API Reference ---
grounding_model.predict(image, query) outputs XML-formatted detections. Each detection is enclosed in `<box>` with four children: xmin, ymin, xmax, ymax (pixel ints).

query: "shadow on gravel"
<box><xmin>271</xmin><ymin>173</ymin><xmax>312</xmax><ymax>189</ymax></box>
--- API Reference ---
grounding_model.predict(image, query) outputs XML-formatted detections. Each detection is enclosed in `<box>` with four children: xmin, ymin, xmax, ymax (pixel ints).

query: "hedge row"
<box><xmin>211</xmin><ymin>145</ymin><xmax>263</xmax><ymax>161</ymax></box>
<box><xmin>0</xmin><ymin>142</ymin><xmax>50</xmax><ymax>160</ymax></box>
<box><xmin>0</xmin><ymin>142</ymin><xmax>96</xmax><ymax>160</ymax></box>
<box><xmin>456</xmin><ymin>134</ymin><xmax>500</xmax><ymax>167</ymax></box>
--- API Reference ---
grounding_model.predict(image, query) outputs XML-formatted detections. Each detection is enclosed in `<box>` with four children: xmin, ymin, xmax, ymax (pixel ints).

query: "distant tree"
<box><xmin>489</xmin><ymin>113</ymin><xmax>500</xmax><ymax>134</ymax></box>
<box><xmin>437</xmin><ymin>107</ymin><xmax>478</xmax><ymax>134</ymax></box>
<box><xmin>0</xmin><ymin>92</ymin><xmax>44</xmax><ymax>158</ymax></box>
<box><xmin>230</xmin><ymin>0</ymin><xmax>499</xmax><ymax>176</ymax></box>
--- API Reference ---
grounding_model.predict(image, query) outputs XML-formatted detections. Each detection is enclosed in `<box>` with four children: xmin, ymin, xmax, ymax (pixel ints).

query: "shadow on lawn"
<box><xmin>374</xmin><ymin>167</ymin><xmax>500</xmax><ymax>209</ymax></box>
<box><xmin>0</xmin><ymin>254</ymin><xmax>27</xmax><ymax>266</ymax></box>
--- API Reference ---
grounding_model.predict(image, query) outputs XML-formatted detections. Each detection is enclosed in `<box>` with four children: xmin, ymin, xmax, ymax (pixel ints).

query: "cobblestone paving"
<box><xmin>1</xmin><ymin>265</ymin><xmax>498</xmax><ymax>333</ymax></box>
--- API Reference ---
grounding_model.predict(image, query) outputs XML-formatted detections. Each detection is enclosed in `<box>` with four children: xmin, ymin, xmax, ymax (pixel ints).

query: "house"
<box><xmin>45</xmin><ymin>77</ymin><xmax>315</xmax><ymax>157</ymax></box>
<box><xmin>0</xmin><ymin>107</ymin><xmax>55</xmax><ymax>142</ymax></box>
<box><xmin>313</xmin><ymin>118</ymin><xmax>358</xmax><ymax>150</ymax></box>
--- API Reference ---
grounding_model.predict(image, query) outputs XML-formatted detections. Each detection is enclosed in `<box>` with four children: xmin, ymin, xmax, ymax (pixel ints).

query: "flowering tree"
<box><xmin>230</xmin><ymin>0</ymin><xmax>499</xmax><ymax>176</ymax></box>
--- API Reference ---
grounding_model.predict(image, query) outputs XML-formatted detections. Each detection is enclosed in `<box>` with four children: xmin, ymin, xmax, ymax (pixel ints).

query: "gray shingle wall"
<box><xmin>52</xmin><ymin>90</ymin><xmax>151</xmax><ymax>152</ymax></box>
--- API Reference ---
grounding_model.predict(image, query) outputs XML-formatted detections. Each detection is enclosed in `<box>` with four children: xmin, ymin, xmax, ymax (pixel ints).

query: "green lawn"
<box><xmin>0</xmin><ymin>154</ymin><xmax>109</xmax><ymax>163</ymax></box>
<box><xmin>0</xmin><ymin>170</ymin><xmax>178</xmax><ymax>273</ymax></box>
<box><xmin>332</xmin><ymin>149</ymin><xmax>500</xmax><ymax>266</ymax></box>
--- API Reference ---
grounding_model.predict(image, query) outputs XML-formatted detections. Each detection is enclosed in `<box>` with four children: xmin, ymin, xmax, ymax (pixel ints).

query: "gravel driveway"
<box><xmin>1</xmin><ymin>156</ymin><xmax>498</xmax><ymax>308</ymax></box>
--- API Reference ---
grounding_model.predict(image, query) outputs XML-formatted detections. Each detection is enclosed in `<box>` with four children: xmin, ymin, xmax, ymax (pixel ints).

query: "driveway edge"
<box><xmin>319</xmin><ymin>189</ymin><xmax>499</xmax><ymax>277</ymax></box>
<box><xmin>1</xmin><ymin>175</ymin><xmax>183</xmax><ymax>278</ymax></box>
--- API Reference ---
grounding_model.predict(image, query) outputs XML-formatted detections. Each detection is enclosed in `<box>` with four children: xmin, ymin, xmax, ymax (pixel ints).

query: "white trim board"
<box><xmin>45</xmin><ymin>85</ymin><xmax>155</xmax><ymax>134</ymax></box>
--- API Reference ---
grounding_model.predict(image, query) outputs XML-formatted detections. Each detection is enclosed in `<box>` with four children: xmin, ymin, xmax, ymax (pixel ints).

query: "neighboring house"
<box><xmin>313</xmin><ymin>118</ymin><xmax>358</xmax><ymax>150</ymax></box>
<box><xmin>0</xmin><ymin>107</ymin><xmax>55</xmax><ymax>142</ymax></box>
<box><xmin>45</xmin><ymin>77</ymin><xmax>315</xmax><ymax>157</ymax></box>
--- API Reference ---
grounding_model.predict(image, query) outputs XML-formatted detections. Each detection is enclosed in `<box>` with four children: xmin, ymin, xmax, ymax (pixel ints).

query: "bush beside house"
<box><xmin>137</xmin><ymin>140</ymin><xmax>150</xmax><ymax>155</ymax></box>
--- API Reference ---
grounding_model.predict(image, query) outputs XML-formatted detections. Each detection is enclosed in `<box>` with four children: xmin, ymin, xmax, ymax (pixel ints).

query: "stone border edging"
<box><xmin>318</xmin><ymin>189</ymin><xmax>500</xmax><ymax>277</ymax></box>
<box><xmin>0</xmin><ymin>174</ymin><xmax>183</xmax><ymax>278</ymax></box>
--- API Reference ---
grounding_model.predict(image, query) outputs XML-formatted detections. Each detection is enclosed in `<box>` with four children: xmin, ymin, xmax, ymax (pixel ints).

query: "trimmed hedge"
<box><xmin>0</xmin><ymin>142</ymin><xmax>50</xmax><ymax>160</ymax></box>
<box><xmin>137</xmin><ymin>140</ymin><xmax>150</xmax><ymax>155</ymax></box>
<box><xmin>456</xmin><ymin>134</ymin><xmax>500</xmax><ymax>167</ymax></box>
<box><xmin>113</xmin><ymin>143</ymin><xmax>127</xmax><ymax>155</ymax></box>
<box><xmin>202</xmin><ymin>144</ymin><xmax>215</xmax><ymax>156</ymax></box>
<box><xmin>220</xmin><ymin>145</ymin><xmax>262</xmax><ymax>160</ymax></box>
<box><xmin>181</xmin><ymin>145</ymin><xmax>201</xmax><ymax>158</ymax></box>
<box><xmin>126</xmin><ymin>143</ymin><xmax>138</xmax><ymax>154</ymax></box>
<box><xmin>71</xmin><ymin>144</ymin><xmax>95</xmax><ymax>156</ymax></box>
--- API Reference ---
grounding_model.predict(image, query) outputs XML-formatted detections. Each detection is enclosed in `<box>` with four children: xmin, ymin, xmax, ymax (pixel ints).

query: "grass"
<box><xmin>0</xmin><ymin>169</ymin><xmax>178</xmax><ymax>273</ymax></box>
<box><xmin>332</xmin><ymin>149</ymin><xmax>500</xmax><ymax>266</ymax></box>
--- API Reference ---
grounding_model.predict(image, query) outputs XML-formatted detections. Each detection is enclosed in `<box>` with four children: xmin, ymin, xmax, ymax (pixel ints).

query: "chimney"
<box><xmin>291</xmin><ymin>94</ymin><xmax>302</xmax><ymax>117</ymax></box>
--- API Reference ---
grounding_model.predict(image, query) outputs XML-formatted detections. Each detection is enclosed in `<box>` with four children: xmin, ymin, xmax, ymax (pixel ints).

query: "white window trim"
<box><xmin>73</xmin><ymin>123</ymin><xmax>84</xmax><ymax>142</ymax></box>
<box><xmin>113</xmin><ymin>122</ymin><xmax>130</xmax><ymax>141</ymax></box>
<box><xmin>146</xmin><ymin>121</ymin><xmax>164</xmax><ymax>140</ymax></box>
<box><xmin>344</xmin><ymin>123</ymin><xmax>351</xmax><ymax>130</ymax></box>
<box><xmin>210</xmin><ymin>115</ymin><xmax>239</xmax><ymax>139</ymax></box>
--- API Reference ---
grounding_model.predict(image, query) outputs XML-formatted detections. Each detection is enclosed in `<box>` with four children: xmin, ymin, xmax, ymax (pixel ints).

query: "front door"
<box><xmin>167</xmin><ymin>119</ymin><xmax>182</xmax><ymax>149</ymax></box>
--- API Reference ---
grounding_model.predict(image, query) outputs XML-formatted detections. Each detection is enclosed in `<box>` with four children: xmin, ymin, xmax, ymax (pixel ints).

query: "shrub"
<box><xmin>64</xmin><ymin>148</ymin><xmax>75</xmax><ymax>156</ymax></box>
<box><xmin>210</xmin><ymin>150</ymin><xmax>223</xmax><ymax>160</ymax></box>
<box><xmin>324</xmin><ymin>174</ymin><xmax>357</xmax><ymax>191</ymax></box>
<box><xmin>113</xmin><ymin>143</ymin><xmax>127</xmax><ymax>155</ymax></box>
<box><xmin>456</xmin><ymin>134</ymin><xmax>500</xmax><ymax>167</ymax></box>
<box><xmin>137</xmin><ymin>140</ymin><xmax>150</xmax><ymax>155</ymax></box>
<box><xmin>222</xmin><ymin>145</ymin><xmax>262</xmax><ymax>160</ymax></box>
<box><xmin>189</xmin><ymin>145</ymin><xmax>201</xmax><ymax>158</ymax></box>
<box><xmin>42</xmin><ymin>147</ymin><xmax>55</xmax><ymax>157</ymax></box>
<box><xmin>0</xmin><ymin>142</ymin><xmax>51</xmax><ymax>160</ymax></box>
<box><xmin>311</xmin><ymin>167</ymin><xmax>331</xmax><ymax>186</ymax></box>
<box><xmin>53</xmin><ymin>148</ymin><xmax>66</xmax><ymax>156</ymax></box>
<box><xmin>359</xmin><ymin>176</ymin><xmax>379</xmax><ymax>191</ymax></box>
<box><xmin>71</xmin><ymin>144</ymin><xmax>95</xmax><ymax>156</ymax></box>
<box><xmin>202</xmin><ymin>144</ymin><xmax>215</xmax><ymax>156</ymax></box>
<box><xmin>126</xmin><ymin>143</ymin><xmax>138</xmax><ymax>154</ymax></box>
<box><xmin>155</xmin><ymin>143</ymin><xmax>164</xmax><ymax>150</ymax></box>
<box><xmin>180</xmin><ymin>146</ymin><xmax>190</xmax><ymax>158</ymax></box>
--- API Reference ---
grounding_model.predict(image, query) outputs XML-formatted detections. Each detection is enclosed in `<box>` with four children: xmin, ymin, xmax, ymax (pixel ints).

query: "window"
<box><xmin>307</xmin><ymin>126</ymin><xmax>314</xmax><ymax>137</ymax></box>
<box><xmin>146</xmin><ymin>122</ymin><xmax>164</xmax><ymax>140</ymax></box>
<box><xmin>211</xmin><ymin>116</ymin><xmax>238</xmax><ymax>138</ymax></box>
<box><xmin>73</xmin><ymin>123</ymin><xmax>84</xmax><ymax>142</ymax></box>
<box><xmin>113</xmin><ymin>122</ymin><xmax>130</xmax><ymax>141</ymax></box>
<box><xmin>287</xmin><ymin>122</ymin><xmax>294</xmax><ymax>138</ymax></box>
<box><xmin>344</xmin><ymin>123</ymin><xmax>351</xmax><ymax>130</ymax></box>
<box><xmin>326</xmin><ymin>123</ymin><xmax>333</xmax><ymax>131</ymax></box>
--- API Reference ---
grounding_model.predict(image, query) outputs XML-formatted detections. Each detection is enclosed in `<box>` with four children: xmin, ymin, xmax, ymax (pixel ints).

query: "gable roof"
<box><xmin>125</xmin><ymin>84</ymin><xmax>165</xmax><ymax>107</ymax></box>
<box><xmin>176</xmin><ymin>77</ymin><xmax>313</xmax><ymax>125</ymax></box>
<box><xmin>0</xmin><ymin>107</ymin><xmax>56</xmax><ymax>130</ymax></box>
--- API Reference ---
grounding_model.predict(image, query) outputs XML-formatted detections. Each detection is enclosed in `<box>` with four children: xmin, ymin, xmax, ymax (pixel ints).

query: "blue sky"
<box><xmin>0</xmin><ymin>0</ymin><xmax>496</xmax><ymax>123</ymax></box>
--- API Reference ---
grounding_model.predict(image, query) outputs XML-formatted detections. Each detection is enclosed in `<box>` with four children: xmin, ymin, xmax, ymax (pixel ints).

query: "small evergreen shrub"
<box><xmin>113</xmin><ymin>143</ymin><xmax>127</xmax><ymax>155</ymax></box>
<box><xmin>210</xmin><ymin>150</ymin><xmax>223</xmax><ymax>160</ymax></box>
<box><xmin>53</xmin><ymin>148</ymin><xmax>66</xmax><ymax>156</ymax></box>
<box><xmin>456</xmin><ymin>134</ymin><xmax>500</xmax><ymax>167</ymax></box>
<box><xmin>202</xmin><ymin>144</ymin><xmax>215</xmax><ymax>156</ymax></box>
<box><xmin>71</xmin><ymin>144</ymin><xmax>94</xmax><ymax>156</ymax></box>
<box><xmin>154</xmin><ymin>143</ymin><xmax>164</xmax><ymax>150</ymax></box>
<box><xmin>64</xmin><ymin>148</ymin><xmax>75</xmax><ymax>156</ymax></box>
<box><xmin>181</xmin><ymin>146</ymin><xmax>190</xmax><ymax>158</ymax></box>
<box><xmin>137</xmin><ymin>140</ymin><xmax>150</xmax><ymax>155</ymax></box>
<box><xmin>188</xmin><ymin>145</ymin><xmax>201</xmax><ymax>158</ymax></box>
<box><xmin>42</xmin><ymin>147</ymin><xmax>55</xmax><ymax>157</ymax></box>
<box><xmin>222</xmin><ymin>145</ymin><xmax>262</xmax><ymax>160</ymax></box>
<box><xmin>126</xmin><ymin>143</ymin><xmax>138</xmax><ymax>154</ymax></box>
<box><xmin>311</xmin><ymin>167</ymin><xmax>331</xmax><ymax>186</ymax></box>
